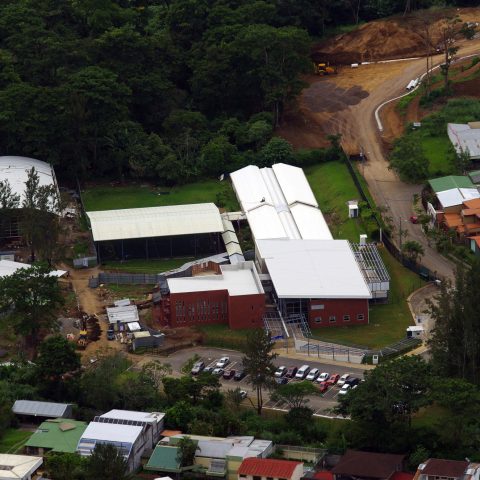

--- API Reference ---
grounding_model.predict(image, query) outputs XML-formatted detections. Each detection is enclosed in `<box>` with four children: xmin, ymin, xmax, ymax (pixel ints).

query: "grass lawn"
<box><xmin>419</xmin><ymin>135</ymin><xmax>455</xmax><ymax>176</ymax></box>
<box><xmin>103</xmin><ymin>283</ymin><xmax>155</xmax><ymax>301</ymax></box>
<box><xmin>82</xmin><ymin>180</ymin><xmax>239</xmax><ymax>212</ymax></box>
<box><xmin>311</xmin><ymin>247</ymin><xmax>425</xmax><ymax>349</ymax></box>
<box><xmin>102</xmin><ymin>257</ymin><xmax>195</xmax><ymax>274</ymax></box>
<box><xmin>306</xmin><ymin>161</ymin><xmax>369</xmax><ymax>242</ymax></box>
<box><xmin>0</xmin><ymin>429</ymin><xmax>32</xmax><ymax>453</ymax></box>
<box><xmin>196</xmin><ymin>324</ymin><xmax>253</xmax><ymax>351</ymax></box>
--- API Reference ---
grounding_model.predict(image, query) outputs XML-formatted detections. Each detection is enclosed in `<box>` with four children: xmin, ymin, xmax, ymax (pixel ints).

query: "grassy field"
<box><xmin>0</xmin><ymin>429</ymin><xmax>32</xmax><ymax>454</ymax></box>
<box><xmin>103</xmin><ymin>284</ymin><xmax>155</xmax><ymax>301</ymax></box>
<box><xmin>196</xmin><ymin>324</ymin><xmax>252</xmax><ymax>351</ymax></box>
<box><xmin>82</xmin><ymin>180</ymin><xmax>239</xmax><ymax>212</ymax></box>
<box><xmin>306</xmin><ymin>161</ymin><xmax>369</xmax><ymax>242</ymax></box>
<box><xmin>417</xmin><ymin>134</ymin><xmax>455</xmax><ymax>176</ymax></box>
<box><xmin>103</xmin><ymin>257</ymin><xmax>195</xmax><ymax>274</ymax></box>
<box><xmin>312</xmin><ymin>247</ymin><xmax>424</xmax><ymax>349</ymax></box>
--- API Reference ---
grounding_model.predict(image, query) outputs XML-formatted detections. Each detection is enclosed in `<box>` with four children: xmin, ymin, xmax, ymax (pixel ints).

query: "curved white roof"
<box><xmin>87</xmin><ymin>203</ymin><xmax>224</xmax><ymax>242</ymax></box>
<box><xmin>272</xmin><ymin>163</ymin><xmax>318</xmax><ymax>207</ymax></box>
<box><xmin>0</xmin><ymin>156</ymin><xmax>59</xmax><ymax>209</ymax></box>
<box><xmin>230</xmin><ymin>165</ymin><xmax>272</xmax><ymax>211</ymax></box>
<box><xmin>246</xmin><ymin>205</ymin><xmax>287</xmax><ymax>240</ymax></box>
<box><xmin>290</xmin><ymin>204</ymin><xmax>332</xmax><ymax>240</ymax></box>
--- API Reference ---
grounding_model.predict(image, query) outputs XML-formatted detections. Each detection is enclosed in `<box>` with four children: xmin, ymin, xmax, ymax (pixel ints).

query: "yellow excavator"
<box><xmin>313</xmin><ymin>62</ymin><xmax>338</xmax><ymax>75</ymax></box>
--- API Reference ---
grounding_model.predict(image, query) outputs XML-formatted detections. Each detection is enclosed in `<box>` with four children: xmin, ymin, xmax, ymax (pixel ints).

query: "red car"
<box><xmin>327</xmin><ymin>374</ymin><xmax>340</xmax><ymax>386</ymax></box>
<box><xmin>318</xmin><ymin>381</ymin><xmax>329</xmax><ymax>393</ymax></box>
<box><xmin>223</xmin><ymin>369</ymin><xmax>235</xmax><ymax>380</ymax></box>
<box><xmin>285</xmin><ymin>366</ymin><xmax>298</xmax><ymax>378</ymax></box>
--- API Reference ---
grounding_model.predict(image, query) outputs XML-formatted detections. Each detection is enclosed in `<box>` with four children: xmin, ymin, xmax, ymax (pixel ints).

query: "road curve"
<box><xmin>340</xmin><ymin>39</ymin><xmax>480</xmax><ymax>281</ymax></box>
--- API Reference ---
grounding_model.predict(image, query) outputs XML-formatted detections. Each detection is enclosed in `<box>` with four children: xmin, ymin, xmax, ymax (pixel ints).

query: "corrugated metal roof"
<box><xmin>100</xmin><ymin>410</ymin><xmax>165</xmax><ymax>424</ymax></box>
<box><xmin>0</xmin><ymin>156</ymin><xmax>59</xmax><ymax>211</ymax></box>
<box><xmin>448</xmin><ymin>123</ymin><xmax>480</xmax><ymax>159</ymax></box>
<box><xmin>437</xmin><ymin>188</ymin><xmax>480</xmax><ymax>208</ymax></box>
<box><xmin>290</xmin><ymin>204</ymin><xmax>333</xmax><ymax>240</ymax></box>
<box><xmin>0</xmin><ymin>454</ymin><xmax>43</xmax><ymax>480</ymax></box>
<box><xmin>272</xmin><ymin>163</ymin><xmax>318</xmax><ymax>207</ymax></box>
<box><xmin>145</xmin><ymin>445</ymin><xmax>181</xmax><ymax>472</ymax></box>
<box><xmin>79</xmin><ymin>422</ymin><xmax>143</xmax><ymax>445</ymax></box>
<box><xmin>256</xmin><ymin>239</ymin><xmax>371</xmax><ymax>299</ymax></box>
<box><xmin>13</xmin><ymin>400</ymin><xmax>71</xmax><ymax>418</ymax></box>
<box><xmin>429</xmin><ymin>175</ymin><xmax>475</xmax><ymax>193</ymax></box>
<box><xmin>238</xmin><ymin>458</ymin><xmax>302</xmax><ymax>478</ymax></box>
<box><xmin>86</xmin><ymin>203</ymin><xmax>224</xmax><ymax>242</ymax></box>
<box><xmin>0</xmin><ymin>260</ymin><xmax>66</xmax><ymax>278</ymax></box>
<box><xmin>106</xmin><ymin>304</ymin><xmax>139</xmax><ymax>324</ymax></box>
<box><xmin>25</xmin><ymin>419</ymin><xmax>87</xmax><ymax>453</ymax></box>
<box><xmin>246</xmin><ymin>205</ymin><xmax>288</xmax><ymax>240</ymax></box>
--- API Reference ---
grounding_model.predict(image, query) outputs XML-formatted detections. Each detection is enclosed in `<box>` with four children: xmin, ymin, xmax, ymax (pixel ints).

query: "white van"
<box><xmin>295</xmin><ymin>365</ymin><xmax>311</xmax><ymax>380</ymax></box>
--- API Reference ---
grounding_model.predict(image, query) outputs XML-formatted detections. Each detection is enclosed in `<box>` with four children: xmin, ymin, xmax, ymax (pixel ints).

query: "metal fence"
<box><xmin>96</xmin><ymin>272</ymin><xmax>160</xmax><ymax>285</ymax></box>
<box><xmin>73</xmin><ymin>256</ymin><xmax>97</xmax><ymax>269</ymax></box>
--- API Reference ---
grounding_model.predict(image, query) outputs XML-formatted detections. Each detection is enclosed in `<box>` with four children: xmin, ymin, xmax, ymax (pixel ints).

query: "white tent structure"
<box><xmin>0</xmin><ymin>260</ymin><xmax>67</xmax><ymax>278</ymax></box>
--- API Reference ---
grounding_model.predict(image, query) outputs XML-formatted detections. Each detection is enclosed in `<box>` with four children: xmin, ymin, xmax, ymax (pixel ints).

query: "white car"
<box><xmin>337</xmin><ymin>373</ymin><xmax>350</xmax><ymax>387</ymax></box>
<box><xmin>216</xmin><ymin>357</ymin><xmax>230</xmax><ymax>368</ymax></box>
<box><xmin>274</xmin><ymin>366</ymin><xmax>287</xmax><ymax>378</ymax></box>
<box><xmin>295</xmin><ymin>365</ymin><xmax>311</xmax><ymax>380</ymax></box>
<box><xmin>317</xmin><ymin>372</ymin><xmax>330</xmax><ymax>382</ymax></box>
<box><xmin>212</xmin><ymin>367</ymin><xmax>224</xmax><ymax>376</ymax></box>
<box><xmin>306</xmin><ymin>368</ymin><xmax>320</xmax><ymax>381</ymax></box>
<box><xmin>338</xmin><ymin>384</ymin><xmax>351</xmax><ymax>395</ymax></box>
<box><xmin>239</xmin><ymin>390</ymin><xmax>248</xmax><ymax>400</ymax></box>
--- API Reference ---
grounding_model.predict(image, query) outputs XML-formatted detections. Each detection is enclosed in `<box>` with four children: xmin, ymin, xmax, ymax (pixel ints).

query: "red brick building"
<box><xmin>154</xmin><ymin>261</ymin><xmax>265</xmax><ymax>330</ymax></box>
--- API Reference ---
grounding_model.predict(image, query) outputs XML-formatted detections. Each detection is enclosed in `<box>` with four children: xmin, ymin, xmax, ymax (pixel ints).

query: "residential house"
<box><xmin>146</xmin><ymin>434</ymin><xmax>273</xmax><ymax>480</ymax></box>
<box><xmin>413</xmin><ymin>459</ymin><xmax>469</xmax><ymax>480</ymax></box>
<box><xmin>238</xmin><ymin>458</ymin><xmax>304</xmax><ymax>480</ymax></box>
<box><xmin>0</xmin><ymin>453</ymin><xmax>42</xmax><ymax>480</ymax></box>
<box><xmin>441</xmin><ymin>198</ymin><xmax>480</xmax><ymax>241</ymax></box>
<box><xmin>331</xmin><ymin>450</ymin><xmax>405</xmax><ymax>480</ymax></box>
<box><xmin>448</xmin><ymin>123</ymin><xmax>480</xmax><ymax>160</ymax></box>
<box><xmin>24</xmin><ymin>418</ymin><xmax>87</xmax><ymax>455</ymax></box>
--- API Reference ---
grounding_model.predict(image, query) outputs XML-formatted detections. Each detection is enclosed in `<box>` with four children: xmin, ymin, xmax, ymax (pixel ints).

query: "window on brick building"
<box><xmin>329</xmin><ymin>316</ymin><xmax>336</xmax><ymax>323</ymax></box>
<box><xmin>357</xmin><ymin>314</ymin><xmax>364</xmax><ymax>321</ymax></box>
<box><xmin>314</xmin><ymin>317</ymin><xmax>322</xmax><ymax>323</ymax></box>
<box><xmin>343</xmin><ymin>315</ymin><xmax>350</xmax><ymax>322</ymax></box>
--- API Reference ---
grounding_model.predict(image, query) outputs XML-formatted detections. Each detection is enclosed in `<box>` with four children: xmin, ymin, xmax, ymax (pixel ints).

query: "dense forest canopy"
<box><xmin>0</xmin><ymin>0</ymin><xmax>475</xmax><ymax>183</ymax></box>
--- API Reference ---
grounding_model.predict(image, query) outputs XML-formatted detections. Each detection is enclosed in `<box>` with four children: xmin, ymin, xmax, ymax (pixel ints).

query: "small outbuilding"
<box><xmin>131</xmin><ymin>331</ymin><xmax>165</xmax><ymax>351</ymax></box>
<box><xmin>238</xmin><ymin>458</ymin><xmax>304</xmax><ymax>480</ymax></box>
<box><xmin>0</xmin><ymin>453</ymin><xmax>42</xmax><ymax>480</ymax></box>
<box><xmin>12</xmin><ymin>400</ymin><xmax>73</xmax><ymax>421</ymax></box>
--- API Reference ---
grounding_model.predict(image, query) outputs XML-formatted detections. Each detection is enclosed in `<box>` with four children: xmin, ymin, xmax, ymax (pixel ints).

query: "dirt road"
<box><xmin>290</xmin><ymin>38</ymin><xmax>480</xmax><ymax>281</ymax></box>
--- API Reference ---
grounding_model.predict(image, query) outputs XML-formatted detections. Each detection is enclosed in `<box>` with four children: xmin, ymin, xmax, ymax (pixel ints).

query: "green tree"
<box><xmin>271</xmin><ymin>381</ymin><xmax>317</xmax><ymax>409</ymax></box>
<box><xmin>0</xmin><ymin>264</ymin><xmax>64</xmax><ymax>350</ymax></box>
<box><xmin>390</xmin><ymin>135</ymin><xmax>429</xmax><ymax>183</ymax></box>
<box><xmin>242</xmin><ymin>330</ymin><xmax>277</xmax><ymax>415</ymax></box>
<box><xmin>176</xmin><ymin>436</ymin><xmax>198</xmax><ymax>468</ymax></box>
<box><xmin>259</xmin><ymin>137</ymin><xmax>295</xmax><ymax>167</ymax></box>
<box><xmin>44</xmin><ymin>452</ymin><xmax>87</xmax><ymax>480</ymax></box>
<box><xmin>401</xmin><ymin>240</ymin><xmax>425</xmax><ymax>264</ymax></box>
<box><xmin>85</xmin><ymin>443</ymin><xmax>132</xmax><ymax>480</ymax></box>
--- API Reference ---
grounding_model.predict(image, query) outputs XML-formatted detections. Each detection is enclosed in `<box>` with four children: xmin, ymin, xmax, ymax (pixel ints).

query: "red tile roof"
<box><xmin>238</xmin><ymin>458</ymin><xmax>302</xmax><ymax>479</ymax></box>
<box><xmin>421</xmin><ymin>459</ymin><xmax>468</xmax><ymax>478</ymax></box>
<box><xmin>391</xmin><ymin>472</ymin><xmax>414</xmax><ymax>480</ymax></box>
<box><xmin>313</xmin><ymin>471</ymin><xmax>333</xmax><ymax>480</ymax></box>
<box><xmin>331</xmin><ymin>450</ymin><xmax>405</xmax><ymax>479</ymax></box>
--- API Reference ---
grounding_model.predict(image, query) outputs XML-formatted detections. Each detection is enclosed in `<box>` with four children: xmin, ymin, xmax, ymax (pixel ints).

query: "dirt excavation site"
<box><xmin>277</xmin><ymin>7</ymin><xmax>480</xmax><ymax>154</ymax></box>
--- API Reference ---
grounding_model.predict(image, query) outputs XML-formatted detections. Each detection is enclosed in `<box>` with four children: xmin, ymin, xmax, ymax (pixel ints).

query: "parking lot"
<box><xmin>158</xmin><ymin>347</ymin><xmax>365</xmax><ymax>418</ymax></box>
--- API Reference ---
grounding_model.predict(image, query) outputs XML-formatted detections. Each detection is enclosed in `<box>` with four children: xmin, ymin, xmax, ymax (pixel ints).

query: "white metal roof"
<box><xmin>101</xmin><ymin>410</ymin><xmax>165</xmax><ymax>424</ymax></box>
<box><xmin>0</xmin><ymin>454</ymin><xmax>42</xmax><ymax>480</ymax></box>
<box><xmin>437</xmin><ymin>187</ymin><xmax>480</xmax><ymax>208</ymax></box>
<box><xmin>289</xmin><ymin>204</ymin><xmax>333</xmax><ymax>240</ymax></box>
<box><xmin>230</xmin><ymin>164</ymin><xmax>332</xmax><ymax>241</ymax></box>
<box><xmin>86</xmin><ymin>203</ymin><xmax>224</xmax><ymax>242</ymax></box>
<box><xmin>0</xmin><ymin>156</ymin><xmax>59</xmax><ymax>211</ymax></box>
<box><xmin>0</xmin><ymin>260</ymin><xmax>66</xmax><ymax>278</ymax></box>
<box><xmin>79</xmin><ymin>422</ymin><xmax>143</xmax><ymax>444</ymax></box>
<box><xmin>272</xmin><ymin>163</ymin><xmax>318</xmax><ymax>207</ymax></box>
<box><xmin>126</xmin><ymin>321</ymin><xmax>141</xmax><ymax>332</ymax></box>
<box><xmin>12</xmin><ymin>400</ymin><xmax>71</xmax><ymax>417</ymax></box>
<box><xmin>168</xmin><ymin>261</ymin><xmax>264</xmax><ymax>296</ymax></box>
<box><xmin>448</xmin><ymin>123</ymin><xmax>480</xmax><ymax>159</ymax></box>
<box><xmin>256</xmin><ymin>239</ymin><xmax>371</xmax><ymax>299</ymax></box>
<box><xmin>106</xmin><ymin>304</ymin><xmax>139</xmax><ymax>324</ymax></box>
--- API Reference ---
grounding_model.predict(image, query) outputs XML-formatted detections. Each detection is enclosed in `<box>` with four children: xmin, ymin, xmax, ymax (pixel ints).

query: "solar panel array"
<box><xmin>94</xmin><ymin>416</ymin><xmax>147</xmax><ymax>428</ymax></box>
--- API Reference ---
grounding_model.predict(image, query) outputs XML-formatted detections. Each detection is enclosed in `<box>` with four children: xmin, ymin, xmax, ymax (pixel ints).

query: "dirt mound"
<box><xmin>313</xmin><ymin>7</ymin><xmax>480</xmax><ymax>65</ymax></box>
<box><xmin>303</xmin><ymin>81</ymin><xmax>369</xmax><ymax>113</ymax></box>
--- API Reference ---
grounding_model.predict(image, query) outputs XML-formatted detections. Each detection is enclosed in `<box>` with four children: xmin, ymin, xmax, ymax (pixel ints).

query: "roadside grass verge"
<box><xmin>83</xmin><ymin>180</ymin><xmax>238</xmax><ymax>212</ymax></box>
<box><xmin>196</xmin><ymin>324</ymin><xmax>252</xmax><ymax>351</ymax></box>
<box><xmin>306</xmin><ymin>161</ymin><xmax>370</xmax><ymax>242</ymax></box>
<box><xmin>0</xmin><ymin>429</ymin><xmax>32</xmax><ymax>453</ymax></box>
<box><xmin>102</xmin><ymin>257</ymin><xmax>195</xmax><ymax>274</ymax></box>
<box><xmin>312</xmin><ymin>247</ymin><xmax>424</xmax><ymax>349</ymax></box>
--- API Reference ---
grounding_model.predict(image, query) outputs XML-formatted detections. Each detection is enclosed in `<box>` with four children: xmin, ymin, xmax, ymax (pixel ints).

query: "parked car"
<box><xmin>191</xmin><ymin>361</ymin><xmax>205</xmax><ymax>375</ymax></box>
<box><xmin>107</xmin><ymin>330</ymin><xmax>115</xmax><ymax>341</ymax></box>
<box><xmin>337</xmin><ymin>373</ymin><xmax>350</xmax><ymax>386</ymax></box>
<box><xmin>317</xmin><ymin>381</ymin><xmax>329</xmax><ymax>393</ymax></box>
<box><xmin>295</xmin><ymin>365</ymin><xmax>311</xmax><ymax>380</ymax></box>
<box><xmin>285</xmin><ymin>366</ymin><xmax>298</xmax><ymax>378</ymax></box>
<box><xmin>234</xmin><ymin>370</ymin><xmax>246</xmax><ymax>381</ymax></box>
<box><xmin>216</xmin><ymin>357</ymin><xmax>230</xmax><ymax>368</ymax></box>
<box><xmin>306</xmin><ymin>368</ymin><xmax>320</xmax><ymax>381</ymax></box>
<box><xmin>338</xmin><ymin>384</ymin><xmax>351</xmax><ymax>395</ymax></box>
<box><xmin>345</xmin><ymin>377</ymin><xmax>360</xmax><ymax>387</ymax></box>
<box><xmin>203</xmin><ymin>366</ymin><xmax>214</xmax><ymax>374</ymax></box>
<box><xmin>274</xmin><ymin>366</ymin><xmax>287</xmax><ymax>378</ymax></box>
<box><xmin>212</xmin><ymin>368</ymin><xmax>224</xmax><ymax>376</ymax></box>
<box><xmin>327</xmin><ymin>374</ymin><xmax>340</xmax><ymax>385</ymax></box>
<box><xmin>275</xmin><ymin>377</ymin><xmax>288</xmax><ymax>385</ymax></box>
<box><xmin>317</xmin><ymin>372</ymin><xmax>330</xmax><ymax>382</ymax></box>
<box><xmin>239</xmin><ymin>390</ymin><xmax>248</xmax><ymax>400</ymax></box>
<box><xmin>223</xmin><ymin>369</ymin><xmax>235</xmax><ymax>380</ymax></box>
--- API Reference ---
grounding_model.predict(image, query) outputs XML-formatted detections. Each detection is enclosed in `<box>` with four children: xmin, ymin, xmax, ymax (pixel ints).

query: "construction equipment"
<box><xmin>313</xmin><ymin>62</ymin><xmax>337</xmax><ymax>75</ymax></box>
